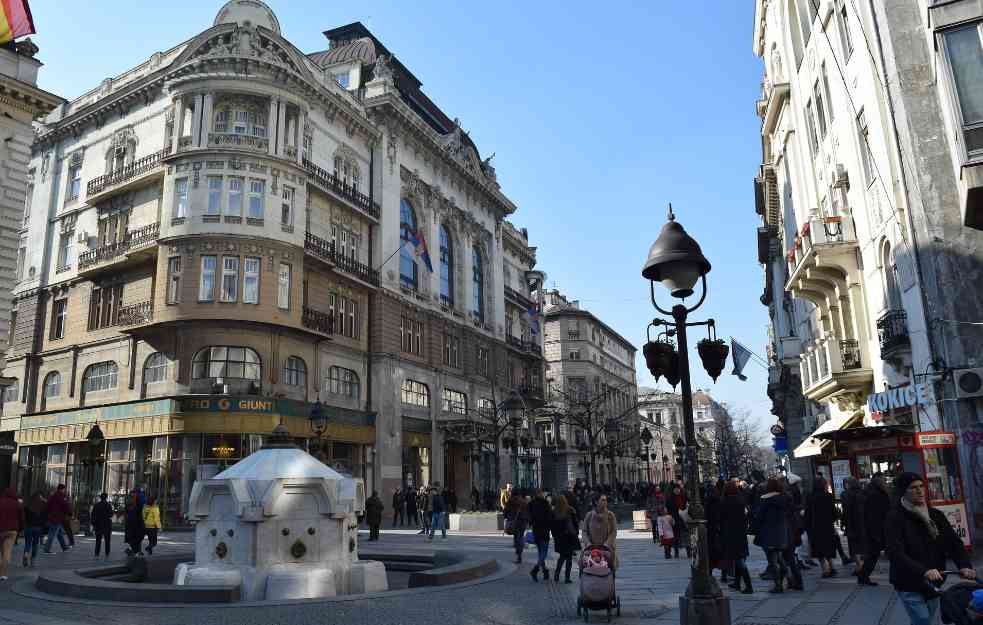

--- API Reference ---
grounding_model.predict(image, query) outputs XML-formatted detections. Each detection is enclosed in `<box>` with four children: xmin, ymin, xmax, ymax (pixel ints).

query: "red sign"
<box><xmin>917</xmin><ymin>432</ymin><xmax>956</xmax><ymax>447</ymax></box>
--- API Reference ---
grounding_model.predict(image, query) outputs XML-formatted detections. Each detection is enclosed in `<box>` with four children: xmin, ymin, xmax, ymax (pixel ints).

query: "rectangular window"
<box><xmin>15</xmin><ymin>245</ymin><xmax>25</xmax><ymax>282</ymax></box>
<box><xmin>281</xmin><ymin>186</ymin><xmax>294</xmax><ymax>226</ymax></box>
<box><xmin>277</xmin><ymin>263</ymin><xmax>290</xmax><ymax>309</ymax></box>
<box><xmin>67</xmin><ymin>164</ymin><xmax>81</xmax><ymax>201</ymax></box>
<box><xmin>234</xmin><ymin>110</ymin><xmax>248</xmax><ymax>134</ymax></box>
<box><xmin>220</xmin><ymin>256</ymin><xmax>239</xmax><ymax>302</ymax></box>
<box><xmin>248</xmin><ymin>179</ymin><xmax>265</xmax><ymax>219</ymax></box>
<box><xmin>334</xmin><ymin>72</ymin><xmax>350</xmax><ymax>89</ymax></box>
<box><xmin>838</xmin><ymin>1</ymin><xmax>853</xmax><ymax>58</ymax></box>
<box><xmin>57</xmin><ymin>234</ymin><xmax>74</xmax><ymax>269</ymax></box>
<box><xmin>856</xmin><ymin>110</ymin><xmax>874</xmax><ymax>184</ymax></box>
<box><xmin>335</xmin><ymin>294</ymin><xmax>346</xmax><ymax>335</ymax></box>
<box><xmin>401</xmin><ymin>316</ymin><xmax>423</xmax><ymax>355</ymax></box>
<box><xmin>214</xmin><ymin>110</ymin><xmax>229</xmax><ymax>133</ymax></box>
<box><xmin>441</xmin><ymin>388</ymin><xmax>467</xmax><ymax>415</ymax></box>
<box><xmin>88</xmin><ymin>285</ymin><xmax>122</xmax><ymax>330</ymax></box>
<box><xmin>813</xmin><ymin>81</ymin><xmax>828</xmax><ymax>138</ymax></box>
<box><xmin>821</xmin><ymin>63</ymin><xmax>834</xmax><ymax>124</ymax></box>
<box><xmin>23</xmin><ymin>181</ymin><xmax>32</xmax><ymax>226</ymax></box>
<box><xmin>173</xmin><ymin>178</ymin><xmax>189</xmax><ymax>218</ymax></box>
<box><xmin>348</xmin><ymin>297</ymin><xmax>358</xmax><ymax>339</ymax></box>
<box><xmin>50</xmin><ymin>299</ymin><xmax>67</xmax><ymax>340</ymax></box>
<box><xmin>228</xmin><ymin>177</ymin><xmax>243</xmax><ymax>216</ymax></box>
<box><xmin>243</xmin><ymin>257</ymin><xmax>260</xmax><ymax>304</ymax></box>
<box><xmin>443</xmin><ymin>334</ymin><xmax>460</xmax><ymax>367</ymax></box>
<box><xmin>476</xmin><ymin>346</ymin><xmax>490</xmax><ymax>377</ymax></box>
<box><xmin>199</xmin><ymin>255</ymin><xmax>216</xmax><ymax>301</ymax></box>
<box><xmin>570</xmin><ymin>350</ymin><xmax>581</xmax><ymax>360</ymax></box>
<box><xmin>944</xmin><ymin>25</ymin><xmax>983</xmax><ymax>156</ymax></box>
<box><xmin>167</xmin><ymin>257</ymin><xmax>182</xmax><ymax>304</ymax></box>
<box><xmin>207</xmin><ymin>176</ymin><xmax>222</xmax><ymax>215</ymax></box>
<box><xmin>805</xmin><ymin>99</ymin><xmax>819</xmax><ymax>155</ymax></box>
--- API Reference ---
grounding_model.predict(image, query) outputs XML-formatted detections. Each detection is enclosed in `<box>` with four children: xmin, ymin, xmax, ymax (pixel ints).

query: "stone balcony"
<box><xmin>77</xmin><ymin>222</ymin><xmax>160</xmax><ymax>277</ymax></box>
<box><xmin>303</xmin><ymin>231</ymin><xmax>379</xmax><ymax>287</ymax></box>
<box><xmin>206</xmin><ymin>132</ymin><xmax>269</xmax><ymax>154</ymax></box>
<box><xmin>785</xmin><ymin>215</ymin><xmax>859</xmax><ymax>295</ymax></box>
<box><xmin>799</xmin><ymin>335</ymin><xmax>873</xmax><ymax>409</ymax></box>
<box><xmin>86</xmin><ymin>148</ymin><xmax>168</xmax><ymax>204</ymax></box>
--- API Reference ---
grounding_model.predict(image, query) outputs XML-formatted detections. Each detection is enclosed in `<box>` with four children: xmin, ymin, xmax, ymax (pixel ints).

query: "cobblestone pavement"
<box><xmin>0</xmin><ymin>526</ymin><xmax>919</xmax><ymax>624</ymax></box>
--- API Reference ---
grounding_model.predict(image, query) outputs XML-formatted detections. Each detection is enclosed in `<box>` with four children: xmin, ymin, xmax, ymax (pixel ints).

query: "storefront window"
<box><xmin>924</xmin><ymin>446</ymin><xmax>962</xmax><ymax>503</ymax></box>
<box><xmin>855</xmin><ymin>452</ymin><xmax>903</xmax><ymax>485</ymax></box>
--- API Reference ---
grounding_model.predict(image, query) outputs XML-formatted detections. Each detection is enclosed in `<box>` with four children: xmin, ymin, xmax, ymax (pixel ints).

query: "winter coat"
<box><xmin>431</xmin><ymin>492</ymin><xmax>447</xmax><ymax>514</ymax></box>
<box><xmin>124</xmin><ymin>502</ymin><xmax>145</xmax><ymax>543</ymax></box>
<box><xmin>91</xmin><ymin>500</ymin><xmax>114</xmax><ymax>532</ymax></box>
<box><xmin>24</xmin><ymin>500</ymin><xmax>45</xmax><ymax>529</ymax></box>
<box><xmin>0</xmin><ymin>489</ymin><xmax>22</xmax><ymax>533</ymax></box>
<box><xmin>785</xmin><ymin>484</ymin><xmax>805</xmax><ymax>547</ymax></box>
<box><xmin>885</xmin><ymin>503</ymin><xmax>969</xmax><ymax>595</ymax></box>
<box><xmin>550</xmin><ymin>508</ymin><xmax>579</xmax><ymax>556</ymax></box>
<box><xmin>584</xmin><ymin>509</ymin><xmax>618</xmax><ymax>569</ymax></box>
<box><xmin>529</xmin><ymin>497</ymin><xmax>552</xmax><ymax>543</ymax></box>
<box><xmin>720</xmin><ymin>493</ymin><xmax>750</xmax><ymax>560</ymax></box>
<box><xmin>365</xmin><ymin>495</ymin><xmax>384</xmax><ymax>526</ymax></box>
<box><xmin>392</xmin><ymin>491</ymin><xmax>403</xmax><ymax>511</ymax></box>
<box><xmin>656</xmin><ymin>515</ymin><xmax>675</xmax><ymax>542</ymax></box>
<box><xmin>142</xmin><ymin>504</ymin><xmax>161</xmax><ymax>529</ymax></box>
<box><xmin>406</xmin><ymin>492</ymin><xmax>417</xmax><ymax>514</ymax></box>
<box><xmin>44</xmin><ymin>491</ymin><xmax>71</xmax><ymax>525</ymax></box>
<box><xmin>863</xmin><ymin>483</ymin><xmax>891</xmax><ymax>549</ymax></box>
<box><xmin>804</xmin><ymin>490</ymin><xmax>838</xmax><ymax>558</ymax></box>
<box><xmin>841</xmin><ymin>486</ymin><xmax>866</xmax><ymax>552</ymax></box>
<box><xmin>753</xmin><ymin>492</ymin><xmax>788</xmax><ymax>550</ymax></box>
<box><xmin>705</xmin><ymin>492</ymin><xmax>724</xmax><ymax>563</ymax></box>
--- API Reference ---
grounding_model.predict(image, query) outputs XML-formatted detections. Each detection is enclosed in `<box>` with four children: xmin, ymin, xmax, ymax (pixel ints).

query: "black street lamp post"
<box><xmin>642</xmin><ymin>207</ymin><xmax>730</xmax><ymax>625</ymax></box>
<box><xmin>640</xmin><ymin>427</ymin><xmax>653</xmax><ymax>484</ymax></box>
<box><xmin>308</xmin><ymin>399</ymin><xmax>329</xmax><ymax>463</ymax></box>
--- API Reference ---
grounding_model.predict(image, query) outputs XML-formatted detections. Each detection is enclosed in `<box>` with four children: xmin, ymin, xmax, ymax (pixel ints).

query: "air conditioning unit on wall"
<box><xmin>954</xmin><ymin>368</ymin><xmax>983</xmax><ymax>400</ymax></box>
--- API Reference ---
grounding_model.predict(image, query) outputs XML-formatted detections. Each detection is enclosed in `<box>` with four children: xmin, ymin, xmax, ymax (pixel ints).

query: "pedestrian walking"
<box><xmin>0</xmin><ymin>488</ymin><xmax>22</xmax><ymax>581</ymax></box>
<box><xmin>886</xmin><ymin>472</ymin><xmax>976</xmax><ymax>625</ymax></box>
<box><xmin>668</xmin><ymin>485</ymin><xmax>691</xmax><ymax>559</ymax></box>
<box><xmin>507</xmin><ymin>493</ymin><xmax>530</xmax><ymax>563</ymax></box>
<box><xmin>42</xmin><ymin>484</ymin><xmax>71</xmax><ymax>554</ymax></box>
<box><xmin>705</xmin><ymin>481</ymin><xmax>726</xmax><ymax>581</ymax></box>
<box><xmin>656</xmin><ymin>507</ymin><xmax>675</xmax><ymax>559</ymax></box>
<box><xmin>428</xmin><ymin>485</ymin><xmax>447</xmax><ymax>540</ymax></box>
<box><xmin>142</xmin><ymin>496</ymin><xmax>161</xmax><ymax>555</ymax></box>
<box><xmin>646</xmin><ymin>486</ymin><xmax>662</xmax><ymax>544</ymax></box>
<box><xmin>840</xmin><ymin>477</ymin><xmax>867</xmax><ymax>579</ymax></box>
<box><xmin>365</xmin><ymin>491</ymin><xmax>384</xmax><ymax>541</ymax></box>
<box><xmin>721</xmin><ymin>480</ymin><xmax>753</xmax><ymax>594</ymax></box>
<box><xmin>754</xmin><ymin>477</ymin><xmax>789</xmax><ymax>593</ymax></box>
<box><xmin>859</xmin><ymin>474</ymin><xmax>890</xmax><ymax>584</ymax></box>
<box><xmin>550</xmin><ymin>495</ymin><xmax>579</xmax><ymax>583</ymax></box>
<box><xmin>583</xmin><ymin>495</ymin><xmax>618</xmax><ymax>571</ymax></box>
<box><xmin>406</xmin><ymin>487</ymin><xmax>418</xmax><ymax>526</ymax></box>
<box><xmin>419</xmin><ymin>487</ymin><xmax>431</xmax><ymax>535</ymax></box>
<box><xmin>804</xmin><ymin>477</ymin><xmax>839</xmax><ymax>577</ymax></box>
<box><xmin>91</xmin><ymin>493</ymin><xmax>114</xmax><ymax>559</ymax></box>
<box><xmin>391</xmin><ymin>488</ymin><xmax>403</xmax><ymax>527</ymax></box>
<box><xmin>124</xmin><ymin>491</ymin><xmax>145</xmax><ymax>556</ymax></box>
<box><xmin>782</xmin><ymin>475</ymin><xmax>805</xmax><ymax>590</ymax></box>
<box><xmin>22</xmin><ymin>492</ymin><xmax>44</xmax><ymax>567</ymax></box>
<box><xmin>528</xmin><ymin>489</ymin><xmax>552</xmax><ymax>582</ymax></box>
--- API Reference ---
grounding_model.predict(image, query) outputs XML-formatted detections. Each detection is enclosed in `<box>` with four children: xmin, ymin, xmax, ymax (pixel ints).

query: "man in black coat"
<box><xmin>859</xmin><ymin>474</ymin><xmax>891</xmax><ymax>584</ymax></box>
<box><xmin>886</xmin><ymin>472</ymin><xmax>975</xmax><ymax>625</ymax></box>
<box><xmin>391</xmin><ymin>488</ymin><xmax>403</xmax><ymax>527</ymax></box>
<box><xmin>528</xmin><ymin>490</ymin><xmax>552</xmax><ymax>582</ymax></box>
<box><xmin>91</xmin><ymin>493</ymin><xmax>114</xmax><ymax>558</ymax></box>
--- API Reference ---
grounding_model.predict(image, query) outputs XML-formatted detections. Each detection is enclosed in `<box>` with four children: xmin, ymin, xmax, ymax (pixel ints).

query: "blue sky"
<box><xmin>26</xmin><ymin>1</ymin><xmax>770</xmax><ymax>429</ymax></box>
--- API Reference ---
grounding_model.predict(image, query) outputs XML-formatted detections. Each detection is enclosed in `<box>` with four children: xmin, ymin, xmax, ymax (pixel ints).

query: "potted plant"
<box><xmin>697</xmin><ymin>338</ymin><xmax>730</xmax><ymax>383</ymax></box>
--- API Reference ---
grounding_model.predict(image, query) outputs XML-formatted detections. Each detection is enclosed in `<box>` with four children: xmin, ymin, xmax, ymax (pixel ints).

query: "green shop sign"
<box><xmin>21</xmin><ymin>399</ymin><xmax>177</xmax><ymax>430</ymax></box>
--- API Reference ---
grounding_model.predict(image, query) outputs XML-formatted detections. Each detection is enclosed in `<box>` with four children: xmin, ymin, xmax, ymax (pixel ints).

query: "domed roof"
<box><xmin>308</xmin><ymin>37</ymin><xmax>378</xmax><ymax>67</ymax></box>
<box><xmin>214</xmin><ymin>446</ymin><xmax>347</xmax><ymax>481</ymax></box>
<box><xmin>214</xmin><ymin>0</ymin><xmax>281</xmax><ymax>34</ymax></box>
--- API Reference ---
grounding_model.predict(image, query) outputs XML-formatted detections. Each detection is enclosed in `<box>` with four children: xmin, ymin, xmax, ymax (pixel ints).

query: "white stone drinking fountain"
<box><xmin>174</xmin><ymin>424</ymin><xmax>388</xmax><ymax>600</ymax></box>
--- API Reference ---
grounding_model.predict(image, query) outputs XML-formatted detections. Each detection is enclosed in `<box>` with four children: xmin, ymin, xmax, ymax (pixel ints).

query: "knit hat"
<box><xmin>971</xmin><ymin>589</ymin><xmax>983</xmax><ymax>612</ymax></box>
<box><xmin>894</xmin><ymin>472</ymin><xmax>923</xmax><ymax>497</ymax></box>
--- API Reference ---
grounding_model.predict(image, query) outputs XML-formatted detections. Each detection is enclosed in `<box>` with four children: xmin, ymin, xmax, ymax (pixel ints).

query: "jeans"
<box><xmin>534</xmin><ymin>539</ymin><xmax>549</xmax><ymax>570</ymax></box>
<box><xmin>94</xmin><ymin>529</ymin><xmax>111</xmax><ymax>556</ymax></box>
<box><xmin>145</xmin><ymin>528</ymin><xmax>158</xmax><ymax>552</ymax></box>
<box><xmin>429</xmin><ymin>511</ymin><xmax>445</xmax><ymax>537</ymax></box>
<box><xmin>898</xmin><ymin>592</ymin><xmax>941</xmax><ymax>625</ymax></box>
<box><xmin>513</xmin><ymin>526</ymin><xmax>527</xmax><ymax>558</ymax></box>
<box><xmin>23</xmin><ymin>527</ymin><xmax>41</xmax><ymax>562</ymax></box>
<box><xmin>766</xmin><ymin>548</ymin><xmax>787</xmax><ymax>581</ymax></box>
<box><xmin>44</xmin><ymin>524</ymin><xmax>68</xmax><ymax>552</ymax></box>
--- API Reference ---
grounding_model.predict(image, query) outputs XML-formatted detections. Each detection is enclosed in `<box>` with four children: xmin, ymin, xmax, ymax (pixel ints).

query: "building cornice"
<box><xmin>544</xmin><ymin>308</ymin><xmax>637</xmax><ymax>353</ymax></box>
<box><xmin>0</xmin><ymin>75</ymin><xmax>63</xmax><ymax>118</ymax></box>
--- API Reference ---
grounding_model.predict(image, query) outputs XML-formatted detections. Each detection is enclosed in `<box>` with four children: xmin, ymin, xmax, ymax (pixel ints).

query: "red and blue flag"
<box><xmin>409</xmin><ymin>229</ymin><xmax>433</xmax><ymax>273</ymax></box>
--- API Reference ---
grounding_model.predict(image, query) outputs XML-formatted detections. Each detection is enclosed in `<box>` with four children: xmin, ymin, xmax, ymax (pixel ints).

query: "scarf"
<box><xmin>902</xmin><ymin>498</ymin><xmax>939</xmax><ymax>540</ymax></box>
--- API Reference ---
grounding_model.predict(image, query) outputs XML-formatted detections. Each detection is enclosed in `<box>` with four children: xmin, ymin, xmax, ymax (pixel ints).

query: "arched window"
<box><xmin>472</xmin><ymin>247</ymin><xmax>484</xmax><ymax>321</ymax></box>
<box><xmin>439</xmin><ymin>225</ymin><xmax>453</xmax><ymax>305</ymax></box>
<box><xmin>399</xmin><ymin>199</ymin><xmax>418</xmax><ymax>290</ymax></box>
<box><xmin>441</xmin><ymin>388</ymin><xmax>468</xmax><ymax>415</ymax></box>
<box><xmin>400</xmin><ymin>379</ymin><xmax>429</xmax><ymax>407</ymax></box>
<box><xmin>43</xmin><ymin>371</ymin><xmax>61</xmax><ymax>399</ymax></box>
<box><xmin>191</xmin><ymin>347</ymin><xmax>261</xmax><ymax>380</ymax></box>
<box><xmin>284</xmin><ymin>356</ymin><xmax>307</xmax><ymax>387</ymax></box>
<box><xmin>143</xmin><ymin>353</ymin><xmax>168</xmax><ymax>385</ymax></box>
<box><xmin>881</xmin><ymin>241</ymin><xmax>901</xmax><ymax>311</ymax></box>
<box><xmin>326</xmin><ymin>366</ymin><xmax>359</xmax><ymax>398</ymax></box>
<box><xmin>83</xmin><ymin>362</ymin><xmax>118</xmax><ymax>393</ymax></box>
<box><xmin>787</xmin><ymin>0</ymin><xmax>805</xmax><ymax>68</ymax></box>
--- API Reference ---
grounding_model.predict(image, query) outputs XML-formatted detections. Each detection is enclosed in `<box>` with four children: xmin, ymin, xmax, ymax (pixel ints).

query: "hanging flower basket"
<box><xmin>643</xmin><ymin>339</ymin><xmax>676</xmax><ymax>382</ymax></box>
<box><xmin>697</xmin><ymin>338</ymin><xmax>730</xmax><ymax>383</ymax></box>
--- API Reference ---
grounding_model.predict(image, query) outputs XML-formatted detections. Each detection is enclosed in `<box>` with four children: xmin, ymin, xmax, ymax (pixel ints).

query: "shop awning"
<box><xmin>792</xmin><ymin>410</ymin><xmax>863</xmax><ymax>459</ymax></box>
<box><xmin>813</xmin><ymin>423</ymin><xmax>914</xmax><ymax>442</ymax></box>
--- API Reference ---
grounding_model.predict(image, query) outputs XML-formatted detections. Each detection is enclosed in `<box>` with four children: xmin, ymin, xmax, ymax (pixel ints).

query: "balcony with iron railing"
<box><xmin>302</xmin><ymin>307</ymin><xmax>334</xmax><ymax>335</ymax></box>
<box><xmin>303</xmin><ymin>158</ymin><xmax>380</xmax><ymax>222</ymax></box>
<box><xmin>505</xmin><ymin>285</ymin><xmax>534</xmax><ymax>308</ymax></box>
<box><xmin>86</xmin><ymin>148</ymin><xmax>168</xmax><ymax>201</ymax></box>
<box><xmin>786</xmin><ymin>216</ymin><xmax>859</xmax><ymax>292</ymax></box>
<box><xmin>77</xmin><ymin>222</ymin><xmax>160</xmax><ymax>276</ymax></box>
<box><xmin>115</xmin><ymin>301</ymin><xmax>153</xmax><ymax>327</ymax></box>
<box><xmin>876</xmin><ymin>309</ymin><xmax>910</xmax><ymax>356</ymax></box>
<box><xmin>303</xmin><ymin>231</ymin><xmax>379</xmax><ymax>286</ymax></box>
<box><xmin>799</xmin><ymin>335</ymin><xmax>872</xmax><ymax>404</ymax></box>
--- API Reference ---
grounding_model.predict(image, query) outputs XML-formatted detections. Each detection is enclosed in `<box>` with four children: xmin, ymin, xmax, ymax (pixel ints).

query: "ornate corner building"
<box><xmin>752</xmin><ymin>0</ymin><xmax>983</xmax><ymax>523</ymax></box>
<box><xmin>4</xmin><ymin>1</ymin><xmax>545</xmax><ymax>523</ymax></box>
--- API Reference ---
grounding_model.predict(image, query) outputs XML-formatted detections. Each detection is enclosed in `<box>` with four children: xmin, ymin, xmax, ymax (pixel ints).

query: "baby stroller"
<box><xmin>576</xmin><ymin>545</ymin><xmax>621</xmax><ymax>622</ymax></box>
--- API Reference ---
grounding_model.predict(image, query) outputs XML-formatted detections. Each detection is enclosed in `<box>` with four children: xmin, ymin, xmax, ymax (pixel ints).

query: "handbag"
<box><xmin>525</xmin><ymin>529</ymin><xmax>535</xmax><ymax>544</ymax></box>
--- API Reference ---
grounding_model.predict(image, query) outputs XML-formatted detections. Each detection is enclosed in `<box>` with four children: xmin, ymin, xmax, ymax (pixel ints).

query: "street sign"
<box><xmin>772</xmin><ymin>435</ymin><xmax>788</xmax><ymax>454</ymax></box>
<box><xmin>770</xmin><ymin>423</ymin><xmax>785</xmax><ymax>436</ymax></box>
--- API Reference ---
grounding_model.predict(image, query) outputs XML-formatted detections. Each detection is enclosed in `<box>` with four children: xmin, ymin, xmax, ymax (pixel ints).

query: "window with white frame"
<box><xmin>199</xmin><ymin>255</ymin><xmax>217</xmax><ymax>301</ymax></box>
<box><xmin>442</xmin><ymin>388</ymin><xmax>467</xmax><ymax>415</ymax></box>
<box><xmin>400</xmin><ymin>379</ymin><xmax>429</xmax><ymax>407</ymax></box>
<box><xmin>83</xmin><ymin>361</ymin><xmax>118</xmax><ymax>393</ymax></box>
<box><xmin>248</xmin><ymin>179</ymin><xmax>265</xmax><ymax>219</ymax></box>
<box><xmin>243</xmin><ymin>257</ymin><xmax>260</xmax><ymax>304</ymax></box>
<box><xmin>207</xmin><ymin>176</ymin><xmax>222</xmax><ymax>215</ymax></box>
<box><xmin>228</xmin><ymin>177</ymin><xmax>243</xmax><ymax>216</ymax></box>
<box><xmin>173</xmin><ymin>178</ymin><xmax>189</xmax><ymax>218</ymax></box>
<box><xmin>220</xmin><ymin>256</ymin><xmax>239</xmax><ymax>302</ymax></box>
<box><xmin>443</xmin><ymin>333</ymin><xmax>460</xmax><ymax>367</ymax></box>
<box><xmin>67</xmin><ymin>163</ymin><xmax>82</xmax><ymax>201</ymax></box>
<box><xmin>43</xmin><ymin>371</ymin><xmax>61</xmax><ymax>399</ymax></box>
<box><xmin>856</xmin><ymin>110</ymin><xmax>874</xmax><ymax>184</ymax></box>
<box><xmin>57</xmin><ymin>233</ymin><xmax>74</xmax><ymax>270</ymax></box>
<box><xmin>192</xmin><ymin>346</ymin><xmax>261</xmax><ymax>380</ymax></box>
<box><xmin>281</xmin><ymin>186</ymin><xmax>294</xmax><ymax>226</ymax></box>
<box><xmin>277</xmin><ymin>263</ymin><xmax>290</xmax><ymax>309</ymax></box>
<box><xmin>943</xmin><ymin>24</ymin><xmax>983</xmax><ymax>157</ymax></box>
<box><xmin>837</xmin><ymin>0</ymin><xmax>853</xmax><ymax>59</ymax></box>
<box><xmin>327</xmin><ymin>366</ymin><xmax>359</xmax><ymax>398</ymax></box>
<box><xmin>213</xmin><ymin>102</ymin><xmax>267</xmax><ymax>138</ymax></box>
<box><xmin>813</xmin><ymin>81</ymin><xmax>828</xmax><ymax>138</ymax></box>
<box><xmin>821</xmin><ymin>63</ymin><xmax>834</xmax><ymax>125</ymax></box>
<box><xmin>805</xmin><ymin>100</ymin><xmax>819</xmax><ymax>155</ymax></box>
<box><xmin>334</xmin><ymin>72</ymin><xmax>350</xmax><ymax>89</ymax></box>
<box><xmin>284</xmin><ymin>356</ymin><xmax>307</xmax><ymax>387</ymax></box>
<box><xmin>167</xmin><ymin>256</ymin><xmax>182</xmax><ymax>304</ymax></box>
<box><xmin>143</xmin><ymin>352</ymin><xmax>168</xmax><ymax>385</ymax></box>
<box><xmin>569</xmin><ymin>350</ymin><xmax>581</xmax><ymax>360</ymax></box>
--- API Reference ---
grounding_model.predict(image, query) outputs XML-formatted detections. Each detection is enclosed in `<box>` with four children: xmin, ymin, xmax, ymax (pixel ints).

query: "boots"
<box><xmin>542</xmin><ymin>566</ymin><xmax>550</xmax><ymax>581</ymax></box>
<box><xmin>564</xmin><ymin>560</ymin><xmax>573</xmax><ymax>583</ymax></box>
<box><xmin>530</xmin><ymin>566</ymin><xmax>539</xmax><ymax>582</ymax></box>
<box><xmin>741</xmin><ymin>568</ymin><xmax>754</xmax><ymax>594</ymax></box>
<box><xmin>554</xmin><ymin>567</ymin><xmax>561</xmax><ymax>582</ymax></box>
<box><xmin>769</xmin><ymin>572</ymin><xmax>785</xmax><ymax>594</ymax></box>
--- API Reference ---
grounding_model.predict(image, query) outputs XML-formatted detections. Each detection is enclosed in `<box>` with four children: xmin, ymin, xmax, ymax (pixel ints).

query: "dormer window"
<box><xmin>334</xmin><ymin>72</ymin><xmax>350</xmax><ymax>89</ymax></box>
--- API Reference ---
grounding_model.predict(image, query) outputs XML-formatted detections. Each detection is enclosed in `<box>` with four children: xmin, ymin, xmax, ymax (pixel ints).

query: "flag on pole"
<box><xmin>0</xmin><ymin>0</ymin><xmax>35</xmax><ymax>45</ymax></box>
<box><xmin>730</xmin><ymin>337</ymin><xmax>752</xmax><ymax>381</ymax></box>
<box><xmin>527</xmin><ymin>304</ymin><xmax>540</xmax><ymax>335</ymax></box>
<box><xmin>408</xmin><ymin>229</ymin><xmax>433</xmax><ymax>272</ymax></box>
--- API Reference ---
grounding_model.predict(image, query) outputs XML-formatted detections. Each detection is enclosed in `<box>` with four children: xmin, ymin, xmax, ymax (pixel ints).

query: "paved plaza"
<box><xmin>0</xmin><ymin>521</ymin><xmax>917</xmax><ymax>625</ymax></box>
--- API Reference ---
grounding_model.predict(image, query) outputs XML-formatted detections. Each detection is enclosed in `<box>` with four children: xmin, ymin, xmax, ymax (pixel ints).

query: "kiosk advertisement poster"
<box><xmin>936</xmin><ymin>502</ymin><xmax>971</xmax><ymax>548</ymax></box>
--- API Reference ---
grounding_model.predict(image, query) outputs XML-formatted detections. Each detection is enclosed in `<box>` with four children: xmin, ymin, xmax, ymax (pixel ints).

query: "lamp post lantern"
<box><xmin>308</xmin><ymin>399</ymin><xmax>329</xmax><ymax>463</ymax></box>
<box><xmin>642</xmin><ymin>206</ymin><xmax>730</xmax><ymax>625</ymax></box>
<box><xmin>640</xmin><ymin>427</ymin><xmax>653</xmax><ymax>484</ymax></box>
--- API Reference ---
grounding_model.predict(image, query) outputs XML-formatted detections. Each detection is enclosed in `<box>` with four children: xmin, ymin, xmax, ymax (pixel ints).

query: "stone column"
<box><xmin>276</xmin><ymin>100</ymin><xmax>287</xmax><ymax>158</ymax></box>
<box><xmin>171</xmin><ymin>96</ymin><xmax>185</xmax><ymax>153</ymax></box>
<box><xmin>267</xmin><ymin>98</ymin><xmax>278</xmax><ymax>156</ymax></box>
<box><xmin>191</xmin><ymin>93</ymin><xmax>204</xmax><ymax>147</ymax></box>
<box><xmin>296</xmin><ymin>111</ymin><xmax>306</xmax><ymax>165</ymax></box>
<box><xmin>201</xmin><ymin>93</ymin><xmax>214</xmax><ymax>146</ymax></box>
